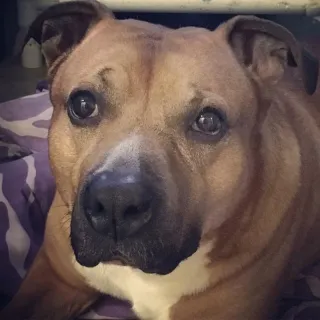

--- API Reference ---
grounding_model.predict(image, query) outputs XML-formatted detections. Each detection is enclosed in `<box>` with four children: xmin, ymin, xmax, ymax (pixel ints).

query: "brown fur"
<box><xmin>1</xmin><ymin>1</ymin><xmax>320</xmax><ymax>319</ymax></box>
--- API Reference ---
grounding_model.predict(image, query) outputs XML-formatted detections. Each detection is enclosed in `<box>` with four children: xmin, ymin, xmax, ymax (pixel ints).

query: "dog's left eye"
<box><xmin>192</xmin><ymin>107</ymin><xmax>226</xmax><ymax>136</ymax></box>
<box><xmin>67</xmin><ymin>90</ymin><xmax>99</xmax><ymax>121</ymax></box>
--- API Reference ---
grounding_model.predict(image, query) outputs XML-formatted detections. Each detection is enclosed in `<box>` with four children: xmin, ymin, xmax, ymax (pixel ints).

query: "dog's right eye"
<box><xmin>67</xmin><ymin>90</ymin><xmax>99</xmax><ymax>123</ymax></box>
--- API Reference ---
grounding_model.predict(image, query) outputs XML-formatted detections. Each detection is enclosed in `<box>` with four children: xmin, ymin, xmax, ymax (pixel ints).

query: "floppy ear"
<box><xmin>224</xmin><ymin>15</ymin><xmax>319</xmax><ymax>95</ymax></box>
<box><xmin>25</xmin><ymin>0</ymin><xmax>113</xmax><ymax>76</ymax></box>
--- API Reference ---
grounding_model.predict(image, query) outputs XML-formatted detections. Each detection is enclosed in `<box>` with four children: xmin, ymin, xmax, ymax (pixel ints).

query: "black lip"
<box><xmin>107</xmin><ymin>251</ymin><xmax>181</xmax><ymax>275</ymax></box>
<box><xmin>75</xmin><ymin>250</ymin><xmax>182</xmax><ymax>274</ymax></box>
<box><xmin>75</xmin><ymin>252</ymin><xmax>101</xmax><ymax>268</ymax></box>
<box><xmin>140</xmin><ymin>264</ymin><xmax>177</xmax><ymax>275</ymax></box>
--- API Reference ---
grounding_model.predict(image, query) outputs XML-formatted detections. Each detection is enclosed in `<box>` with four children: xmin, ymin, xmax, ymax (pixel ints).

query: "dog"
<box><xmin>1</xmin><ymin>1</ymin><xmax>320</xmax><ymax>319</ymax></box>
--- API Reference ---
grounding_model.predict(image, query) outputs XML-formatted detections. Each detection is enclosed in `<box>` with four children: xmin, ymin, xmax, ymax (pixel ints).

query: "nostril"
<box><xmin>124</xmin><ymin>205</ymin><xmax>141</xmax><ymax>218</ymax></box>
<box><xmin>85</xmin><ymin>198</ymin><xmax>105</xmax><ymax>217</ymax></box>
<box><xmin>96</xmin><ymin>201</ymin><xmax>105</xmax><ymax>215</ymax></box>
<box><xmin>123</xmin><ymin>200</ymin><xmax>152</xmax><ymax>221</ymax></box>
<box><xmin>84</xmin><ymin>198</ymin><xmax>113</xmax><ymax>235</ymax></box>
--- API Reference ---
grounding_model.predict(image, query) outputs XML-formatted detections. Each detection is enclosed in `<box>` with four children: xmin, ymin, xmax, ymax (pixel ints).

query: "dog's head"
<box><xmin>28</xmin><ymin>0</ymin><xmax>318</xmax><ymax>275</ymax></box>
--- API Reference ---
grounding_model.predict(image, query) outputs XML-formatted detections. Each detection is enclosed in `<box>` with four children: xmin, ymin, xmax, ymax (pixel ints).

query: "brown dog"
<box><xmin>1</xmin><ymin>1</ymin><xmax>320</xmax><ymax>319</ymax></box>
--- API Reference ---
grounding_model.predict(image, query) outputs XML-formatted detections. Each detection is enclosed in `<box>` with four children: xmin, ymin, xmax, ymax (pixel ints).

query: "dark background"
<box><xmin>0</xmin><ymin>0</ymin><xmax>319</xmax><ymax>63</ymax></box>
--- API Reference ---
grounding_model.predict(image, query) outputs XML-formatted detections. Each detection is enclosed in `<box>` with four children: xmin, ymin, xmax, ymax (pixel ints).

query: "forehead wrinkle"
<box><xmin>97</xmin><ymin>67</ymin><xmax>112</xmax><ymax>85</ymax></box>
<box><xmin>138</xmin><ymin>36</ymin><xmax>163</xmax><ymax>123</ymax></box>
<box><xmin>95</xmin><ymin>66</ymin><xmax>120</xmax><ymax>98</ymax></box>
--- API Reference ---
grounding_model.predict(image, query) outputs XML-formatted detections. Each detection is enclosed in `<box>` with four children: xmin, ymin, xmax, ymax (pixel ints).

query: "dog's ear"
<box><xmin>224</xmin><ymin>15</ymin><xmax>319</xmax><ymax>95</ymax></box>
<box><xmin>25</xmin><ymin>0</ymin><xmax>113</xmax><ymax>75</ymax></box>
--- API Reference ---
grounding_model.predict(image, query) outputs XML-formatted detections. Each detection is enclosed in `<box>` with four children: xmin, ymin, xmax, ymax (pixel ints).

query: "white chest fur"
<box><xmin>74</xmin><ymin>243</ymin><xmax>212</xmax><ymax>320</ymax></box>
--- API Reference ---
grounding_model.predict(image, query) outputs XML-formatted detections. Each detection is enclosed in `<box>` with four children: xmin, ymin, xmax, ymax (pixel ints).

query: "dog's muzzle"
<box><xmin>70</xmin><ymin>158</ymin><xmax>201</xmax><ymax>275</ymax></box>
<box><xmin>83</xmin><ymin>169</ymin><xmax>154</xmax><ymax>240</ymax></box>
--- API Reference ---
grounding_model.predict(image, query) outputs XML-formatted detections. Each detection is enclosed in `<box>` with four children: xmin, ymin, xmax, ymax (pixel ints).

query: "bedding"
<box><xmin>0</xmin><ymin>91</ymin><xmax>319</xmax><ymax>319</ymax></box>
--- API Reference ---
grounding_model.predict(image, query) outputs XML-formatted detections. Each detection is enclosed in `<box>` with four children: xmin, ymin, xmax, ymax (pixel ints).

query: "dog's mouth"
<box><xmin>108</xmin><ymin>255</ymin><xmax>133</xmax><ymax>267</ymax></box>
<box><xmin>74</xmin><ymin>245</ymin><xmax>181</xmax><ymax>274</ymax></box>
<box><xmin>74</xmin><ymin>245</ymin><xmax>135</xmax><ymax>269</ymax></box>
<box><xmin>106</xmin><ymin>250</ymin><xmax>134</xmax><ymax>266</ymax></box>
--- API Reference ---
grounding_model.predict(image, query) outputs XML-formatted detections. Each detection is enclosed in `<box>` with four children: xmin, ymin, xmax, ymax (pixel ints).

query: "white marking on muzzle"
<box><xmin>96</xmin><ymin>135</ymin><xmax>143</xmax><ymax>174</ymax></box>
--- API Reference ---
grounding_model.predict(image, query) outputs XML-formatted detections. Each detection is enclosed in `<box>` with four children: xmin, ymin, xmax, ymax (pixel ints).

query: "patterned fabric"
<box><xmin>0</xmin><ymin>91</ymin><xmax>319</xmax><ymax>319</ymax></box>
<box><xmin>0</xmin><ymin>92</ymin><xmax>134</xmax><ymax>319</ymax></box>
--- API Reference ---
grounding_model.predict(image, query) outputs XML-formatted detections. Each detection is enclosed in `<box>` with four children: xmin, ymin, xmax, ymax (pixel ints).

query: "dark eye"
<box><xmin>192</xmin><ymin>107</ymin><xmax>226</xmax><ymax>136</ymax></box>
<box><xmin>67</xmin><ymin>90</ymin><xmax>99</xmax><ymax>122</ymax></box>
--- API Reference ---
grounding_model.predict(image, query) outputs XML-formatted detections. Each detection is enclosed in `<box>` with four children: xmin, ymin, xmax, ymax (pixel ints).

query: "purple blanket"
<box><xmin>0</xmin><ymin>92</ymin><xmax>134</xmax><ymax>319</ymax></box>
<box><xmin>0</xmin><ymin>91</ymin><xmax>319</xmax><ymax>319</ymax></box>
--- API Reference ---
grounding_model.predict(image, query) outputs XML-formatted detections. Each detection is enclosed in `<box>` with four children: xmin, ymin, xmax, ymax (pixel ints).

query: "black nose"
<box><xmin>82</xmin><ymin>170</ymin><xmax>153</xmax><ymax>240</ymax></box>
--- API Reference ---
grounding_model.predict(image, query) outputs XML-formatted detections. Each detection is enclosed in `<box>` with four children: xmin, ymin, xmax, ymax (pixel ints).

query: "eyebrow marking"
<box><xmin>97</xmin><ymin>67</ymin><xmax>113</xmax><ymax>87</ymax></box>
